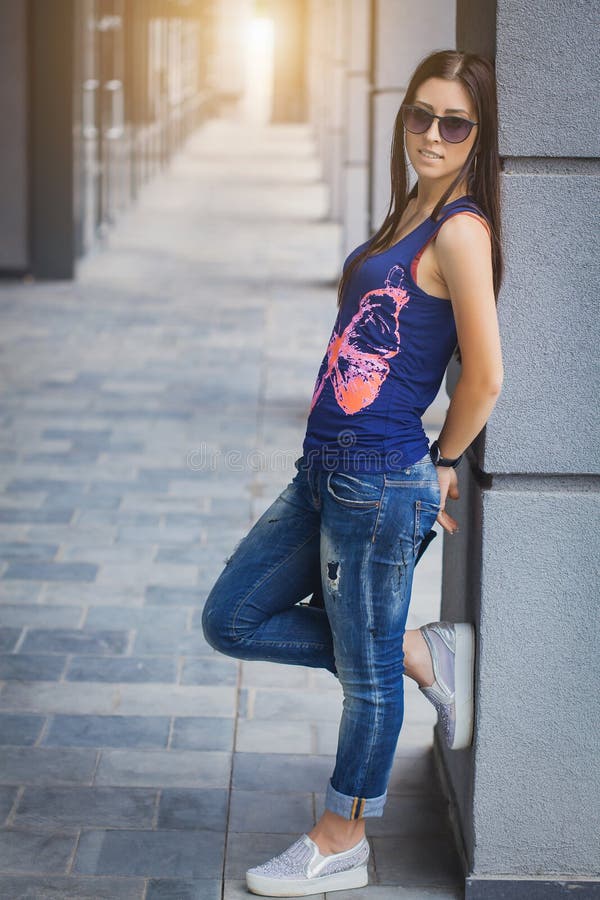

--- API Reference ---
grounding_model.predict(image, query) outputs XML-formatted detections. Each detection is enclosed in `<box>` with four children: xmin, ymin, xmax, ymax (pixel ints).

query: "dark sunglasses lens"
<box><xmin>440</xmin><ymin>116</ymin><xmax>472</xmax><ymax>143</ymax></box>
<box><xmin>403</xmin><ymin>106</ymin><xmax>431</xmax><ymax>134</ymax></box>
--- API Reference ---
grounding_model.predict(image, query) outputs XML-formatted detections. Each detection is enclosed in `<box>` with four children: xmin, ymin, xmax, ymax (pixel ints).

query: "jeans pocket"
<box><xmin>413</xmin><ymin>499</ymin><xmax>441</xmax><ymax>553</ymax></box>
<box><xmin>326</xmin><ymin>471</ymin><xmax>382</xmax><ymax>509</ymax></box>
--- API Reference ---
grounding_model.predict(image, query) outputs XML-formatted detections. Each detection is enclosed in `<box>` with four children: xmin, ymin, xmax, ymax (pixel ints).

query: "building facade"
<box><xmin>0</xmin><ymin>0</ymin><xmax>217</xmax><ymax>278</ymax></box>
<box><xmin>0</xmin><ymin>0</ymin><xmax>597</xmax><ymax>895</ymax></box>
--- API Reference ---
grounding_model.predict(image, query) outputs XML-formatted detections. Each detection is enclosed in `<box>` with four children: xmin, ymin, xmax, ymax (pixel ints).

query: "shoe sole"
<box><xmin>451</xmin><ymin>622</ymin><xmax>475</xmax><ymax>749</ymax></box>
<box><xmin>246</xmin><ymin>864</ymin><xmax>369</xmax><ymax>896</ymax></box>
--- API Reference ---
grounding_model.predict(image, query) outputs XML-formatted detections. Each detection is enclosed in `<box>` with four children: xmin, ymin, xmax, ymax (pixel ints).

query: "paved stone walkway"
<box><xmin>0</xmin><ymin>117</ymin><xmax>462</xmax><ymax>898</ymax></box>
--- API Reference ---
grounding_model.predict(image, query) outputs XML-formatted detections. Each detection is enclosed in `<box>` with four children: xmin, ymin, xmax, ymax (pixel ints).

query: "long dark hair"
<box><xmin>336</xmin><ymin>50</ymin><xmax>503</xmax><ymax>360</ymax></box>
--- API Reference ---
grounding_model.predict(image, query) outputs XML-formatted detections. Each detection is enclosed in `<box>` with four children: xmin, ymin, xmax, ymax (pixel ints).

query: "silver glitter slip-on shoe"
<box><xmin>418</xmin><ymin>621</ymin><xmax>475</xmax><ymax>750</ymax></box>
<box><xmin>246</xmin><ymin>832</ymin><xmax>370</xmax><ymax>896</ymax></box>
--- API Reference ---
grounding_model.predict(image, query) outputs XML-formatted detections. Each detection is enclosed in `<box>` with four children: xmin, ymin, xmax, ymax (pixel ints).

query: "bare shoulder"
<box><xmin>435</xmin><ymin>210</ymin><xmax>492</xmax><ymax>251</ymax></box>
<box><xmin>433</xmin><ymin>211</ymin><xmax>493</xmax><ymax>287</ymax></box>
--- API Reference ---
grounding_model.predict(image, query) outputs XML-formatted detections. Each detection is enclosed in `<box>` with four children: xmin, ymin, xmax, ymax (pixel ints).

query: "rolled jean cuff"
<box><xmin>325</xmin><ymin>777</ymin><xmax>387</xmax><ymax>819</ymax></box>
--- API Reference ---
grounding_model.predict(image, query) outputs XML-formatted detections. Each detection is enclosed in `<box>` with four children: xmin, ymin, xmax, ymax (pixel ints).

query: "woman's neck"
<box><xmin>412</xmin><ymin>180</ymin><xmax>469</xmax><ymax>213</ymax></box>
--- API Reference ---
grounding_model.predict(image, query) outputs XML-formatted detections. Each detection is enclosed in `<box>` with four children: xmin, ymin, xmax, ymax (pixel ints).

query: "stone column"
<box><xmin>306</xmin><ymin>0</ymin><xmax>332</xmax><ymax>206</ymax></box>
<box><xmin>439</xmin><ymin>2</ymin><xmax>600</xmax><ymax>897</ymax></box>
<box><xmin>0</xmin><ymin>0</ymin><xmax>28</xmax><ymax>271</ymax></box>
<box><xmin>328</xmin><ymin>0</ymin><xmax>346</xmax><ymax>222</ymax></box>
<box><xmin>341</xmin><ymin>0</ymin><xmax>371</xmax><ymax>256</ymax></box>
<box><xmin>271</xmin><ymin>0</ymin><xmax>308</xmax><ymax>123</ymax></box>
<box><xmin>30</xmin><ymin>0</ymin><xmax>75</xmax><ymax>279</ymax></box>
<box><xmin>370</xmin><ymin>0</ymin><xmax>455</xmax><ymax>228</ymax></box>
<box><xmin>305</xmin><ymin>0</ymin><xmax>348</xmax><ymax>226</ymax></box>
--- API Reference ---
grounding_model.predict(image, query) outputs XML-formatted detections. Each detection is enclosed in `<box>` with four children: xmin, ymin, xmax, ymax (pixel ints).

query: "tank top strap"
<box><xmin>408</xmin><ymin>197</ymin><xmax>492</xmax><ymax>285</ymax></box>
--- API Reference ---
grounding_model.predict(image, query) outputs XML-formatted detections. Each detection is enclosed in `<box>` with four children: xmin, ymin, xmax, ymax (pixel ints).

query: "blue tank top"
<box><xmin>301</xmin><ymin>194</ymin><xmax>491</xmax><ymax>472</ymax></box>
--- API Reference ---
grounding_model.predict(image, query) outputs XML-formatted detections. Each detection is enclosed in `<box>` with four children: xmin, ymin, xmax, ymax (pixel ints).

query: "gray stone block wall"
<box><xmin>496</xmin><ymin>0</ymin><xmax>599</xmax><ymax>159</ymax></box>
<box><xmin>486</xmin><ymin>174</ymin><xmax>599</xmax><ymax>474</ymax></box>
<box><xmin>476</xmin><ymin>491</ymin><xmax>598</xmax><ymax>874</ymax></box>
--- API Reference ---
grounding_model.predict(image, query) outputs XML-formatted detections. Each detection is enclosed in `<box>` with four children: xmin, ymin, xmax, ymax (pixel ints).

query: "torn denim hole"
<box><xmin>327</xmin><ymin>560</ymin><xmax>340</xmax><ymax>594</ymax></box>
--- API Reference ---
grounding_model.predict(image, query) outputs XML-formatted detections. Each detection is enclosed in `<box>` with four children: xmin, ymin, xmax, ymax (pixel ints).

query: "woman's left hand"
<box><xmin>434</xmin><ymin>465</ymin><xmax>460</xmax><ymax>534</ymax></box>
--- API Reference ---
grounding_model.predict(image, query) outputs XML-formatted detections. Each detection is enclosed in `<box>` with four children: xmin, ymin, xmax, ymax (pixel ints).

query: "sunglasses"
<box><xmin>401</xmin><ymin>104</ymin><xmax>478</xmax><ymax>144</ymax></box>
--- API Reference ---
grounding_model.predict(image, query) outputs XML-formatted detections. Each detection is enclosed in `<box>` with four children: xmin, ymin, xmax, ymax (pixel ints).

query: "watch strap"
<box><xmin>429</xmin><ymin>439</ymin><xmax>463</xmax><ymax>468</ymax></box>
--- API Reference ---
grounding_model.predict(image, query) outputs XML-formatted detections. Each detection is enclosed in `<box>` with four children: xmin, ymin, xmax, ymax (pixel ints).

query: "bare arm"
<box><xmin>431</xmin><ymin>212</ymin><xmax>504</xmax><ymax>532</ymax></box>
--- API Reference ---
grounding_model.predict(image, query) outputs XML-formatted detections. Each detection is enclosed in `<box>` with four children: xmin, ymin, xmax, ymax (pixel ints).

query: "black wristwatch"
<box><xmin>429</xmin><ymin>439</ymin><xmax>463</xmax><ymax>469</ymax></box>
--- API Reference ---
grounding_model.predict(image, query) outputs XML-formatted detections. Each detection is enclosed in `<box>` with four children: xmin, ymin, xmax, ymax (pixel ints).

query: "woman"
<box><xmin>202</xmin><ymin>48</ymin><xmax>504</xmax><ymax>894</ymax></box>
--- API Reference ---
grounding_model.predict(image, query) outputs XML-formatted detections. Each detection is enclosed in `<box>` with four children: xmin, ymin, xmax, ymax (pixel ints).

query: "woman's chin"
<box><xmin>411</xmin><ymin>165</ymin><xmax>444</xmax><ymax>182</ymax></box>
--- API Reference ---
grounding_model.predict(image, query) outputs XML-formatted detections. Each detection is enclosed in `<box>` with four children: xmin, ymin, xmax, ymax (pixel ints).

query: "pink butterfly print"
<box><xmin>309</xmin><ymin>265</ymin><xmax>411</xmax><ymax>415</ymax></box>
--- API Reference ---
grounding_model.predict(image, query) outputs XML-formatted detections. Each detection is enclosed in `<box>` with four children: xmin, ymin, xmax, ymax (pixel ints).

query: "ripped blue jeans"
<box><xmin>201</xmin><ymin>451</ymin><xmax>441</xmax><ymax>820</ymax></box>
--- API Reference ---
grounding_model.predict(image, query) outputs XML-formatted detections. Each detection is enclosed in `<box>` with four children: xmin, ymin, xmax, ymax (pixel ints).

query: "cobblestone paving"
<box><xmin>0</xmin><ymin>117</ymin><xmax>462</xmax><ymax>898</ymax></box>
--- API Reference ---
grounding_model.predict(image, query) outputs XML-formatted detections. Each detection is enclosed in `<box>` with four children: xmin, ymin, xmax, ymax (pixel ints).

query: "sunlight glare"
<box><xmin>242</xmin><ymin>16</ymin><xmax>274</xmax><ymax>124</ymax></box>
